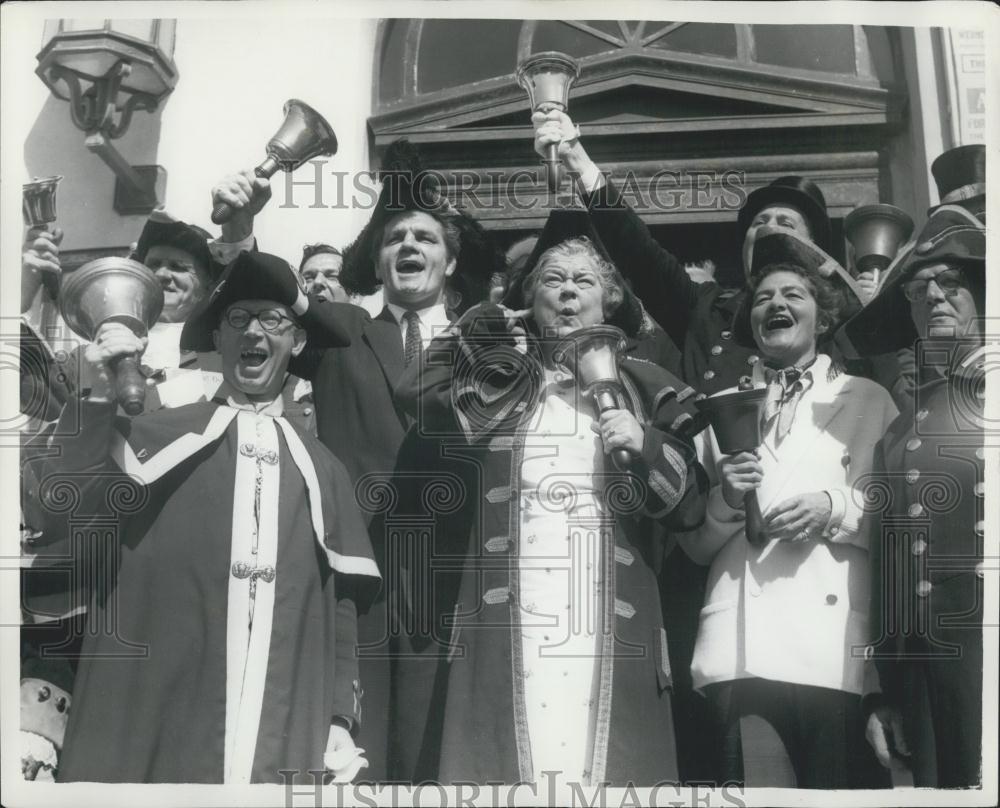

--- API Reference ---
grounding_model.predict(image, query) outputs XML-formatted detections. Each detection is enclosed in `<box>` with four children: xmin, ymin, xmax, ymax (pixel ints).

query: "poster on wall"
<box><xmin>948</xmin><ymin>27</ymin><xmax>986</xmax><ymax>144</ymax></box>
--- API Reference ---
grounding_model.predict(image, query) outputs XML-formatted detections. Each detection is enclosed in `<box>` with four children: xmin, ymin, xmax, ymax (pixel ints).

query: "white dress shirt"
<box><xmin>385</xmin><ymin>302</ymin><xmax>451</xmax><ymax>349</ymax></box>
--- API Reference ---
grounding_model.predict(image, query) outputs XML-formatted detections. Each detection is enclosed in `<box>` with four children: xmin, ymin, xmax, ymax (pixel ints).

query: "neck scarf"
<box><xmin>762</xmin><ymin>357</ymin><xmax>816</xmax><ymax>444</ymax></box>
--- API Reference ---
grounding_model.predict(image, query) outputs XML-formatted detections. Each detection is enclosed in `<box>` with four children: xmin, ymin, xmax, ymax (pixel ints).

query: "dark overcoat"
<box><xmin>35</xmin><ymin>399</ymin><xmax>378</xmax><ymax>783</ymax></box>
<box><xmin>866</xmin><ymin>358</ymin><xmax>985</xmax><ymax>787</ymax></box>
<box><xmin>297</xmin><ymin>301</ymin><xmax>475</xmax><ymax>783</ymax></box>
<box><xmin>395</xmin><ymin>305</ymin><xmax>709</xmax><ymax>785</ymax></box>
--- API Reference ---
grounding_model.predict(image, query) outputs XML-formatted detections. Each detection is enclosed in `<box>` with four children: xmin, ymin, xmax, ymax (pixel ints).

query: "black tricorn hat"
<box><xmin>180</xmin><ymin>250</ymin><xmax>351</xmax><ymax>375</ymax></box>
<box><xmin>930</xmin><ymin>144</ymin><xmax>985</xmax><ymax>220</ymax></box>
<box><xmin>733</xmin><ymin>227</ymin><xmax>862</xmax><ymax>347</ymax></box>
<box><xmin>737</xmin><ymin>175</ymin><xmax>832</xmax><ymax>253</ymax></box>
<box><xmin>840</xmin><ymin>204</ymin><xmax>986</xmax><ymax>356</ymax></box>
<box><xmin>502</xmin><ymin>207</ymin><xmax>650</xmax><ymax>338</ymax></box>
<box><xmin>21</xmin><ymin>653</ymin><xmax>75</xmax><ymax>695</ymax></box>
<box><xmin>133</xmin><ymin>209</ymin><xmax>222</xmax><ymax>280</ymax></box>
<box><xmin>339</xmin><ymin>139</ymin><xmax>502</xmax><ymax>313</ymax></box>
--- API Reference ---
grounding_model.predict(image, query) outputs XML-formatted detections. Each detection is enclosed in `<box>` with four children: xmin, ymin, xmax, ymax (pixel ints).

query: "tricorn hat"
<box><xmin>21</xmin><ymin>653</ymin><xmax>75</xmax><ymax>695</ymax></box>
<box><xmin>930</xmin><ymin>144</ymin><xmax>985</xmax><ymax>220</ymax></box>
<box><xmin>339</xmin><ymin>139</ymin><xmax>502</xmax><ymax>313</ymax></box>
<box><xmin>133</xmin><ymin>209</ymin><xmax>222</xmax><ymax>280</ymax></box>
<box><xmin>733</xmin><ymin>226</ymin><xmax>862</xmax><ymax>347</ymax></box>
<box><xmin>180</xmin><ymin>250</ymin><xmax>351</xmax><ymax>375</ymax></box>
<box><xmin>502</xmin><ymin>207</ymin><xmax>650</xmax><ymax>338</ymax></box>
<box><xmin>737</xmin><ymin>175</ymin><xmax>832</xmax><ymax>253</ymax></box>
<box><xmin>840</xmin><ymin>204</ymin><xmax>986</xmax><ymax>356</ymax></box>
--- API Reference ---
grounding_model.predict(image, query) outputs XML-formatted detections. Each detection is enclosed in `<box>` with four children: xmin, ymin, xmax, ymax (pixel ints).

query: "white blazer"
<box><xmin>683</xmin><ymin>355</ymin><xmax>898</xmax><ymax>695</ymax></box>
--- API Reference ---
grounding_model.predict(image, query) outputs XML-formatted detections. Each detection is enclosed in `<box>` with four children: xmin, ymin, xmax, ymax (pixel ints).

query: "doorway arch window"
<box><xmin>376</xmin><ymin>20</ymin><xmax>895</xmax><ymax>109</ymax></box>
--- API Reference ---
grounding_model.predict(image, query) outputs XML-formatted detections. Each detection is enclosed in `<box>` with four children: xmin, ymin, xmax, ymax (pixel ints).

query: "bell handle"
<box><xmin>593</xmin><ymin>388</ymin><xmax>632</xmax><ymax>471</ymax></box>
<box><xmin>210</xmin><ymin>155</ymin><xmax>282</xmax><ymax>225</ymax></box>
<box><xmin>110</xmin><ymin>353</ymin><xmax>146</xmax><ymax>416</ymax></box>
<box><xmin>744</xmin><ymin>489</ymin><xmax>768</xmax><ymax>547</ymax></box>
<box><xmin>544</xmin><ymin>143</ymin><xmax>561</xmax><ymax>193</ymax></box>
<box><xmin>24</xmin><ymin>223</ymin><xmax>62</xmax><ymax>301</ymax></box>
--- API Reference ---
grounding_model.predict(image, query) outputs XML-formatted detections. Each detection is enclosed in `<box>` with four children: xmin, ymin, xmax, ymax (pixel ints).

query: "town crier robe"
<box><xmin>394</xmin><ymin>305</ymin><xmax>709</xmax><ymax>785</ymax></box>
<box><xmin>36</xmin><ymin>397</ymin><xmax>380</xmax><ymax>784</ymax></box>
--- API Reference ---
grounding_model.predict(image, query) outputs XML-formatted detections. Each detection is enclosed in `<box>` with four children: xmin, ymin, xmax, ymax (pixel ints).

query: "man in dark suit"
<box><xmin>212</xmin><ymin>148</ymin><xmax>500</xmax><ymax>782</ymax></box>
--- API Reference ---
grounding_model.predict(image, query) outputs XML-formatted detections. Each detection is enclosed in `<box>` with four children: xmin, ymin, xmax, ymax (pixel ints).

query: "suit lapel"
<box><xmin>365</xmin><ymin>307</ymin><xmax>406</xmax><ymax>388</ymax></box>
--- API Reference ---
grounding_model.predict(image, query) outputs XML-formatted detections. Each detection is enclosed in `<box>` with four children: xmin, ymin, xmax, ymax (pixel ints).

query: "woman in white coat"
<box><xmin>680</xmin><ymin>229</ymin><xmax>897</xmax><ymax>788</ymax></box>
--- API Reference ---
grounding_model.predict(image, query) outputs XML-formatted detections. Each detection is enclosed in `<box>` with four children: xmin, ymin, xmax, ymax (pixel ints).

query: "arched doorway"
<box><xmin>370</xmin><ymin>20</ymin><xmax>907</xmax><ymax>280</ymax></box>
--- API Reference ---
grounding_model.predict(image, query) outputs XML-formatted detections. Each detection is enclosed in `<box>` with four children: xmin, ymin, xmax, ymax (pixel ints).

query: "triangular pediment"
<box><xmin>451</xmin><ymin>84</ymin><xmax>798</xmax><ymax>130</ymax></box>
<box><xmin>370</xmin><ymin>50</ymin><xmax>894</xmax><ymax>141</ymax></box>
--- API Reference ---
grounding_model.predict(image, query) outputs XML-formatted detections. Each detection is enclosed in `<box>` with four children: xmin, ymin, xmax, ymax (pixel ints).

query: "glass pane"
<box><xmin>41</xmin><ymin>19</ymin><xmax>63</xmax><ymax>47</ymax></box>
<box><xmin>532</xmin><ymin>20</ymin><xmax>618</xmax><ymax>59</ymax></box>
<box><xmin>417</xmin><ymin>19</ymin><xmax>521</xmax><ymax>94</ymax></box>
<box><xmin>752</xmin><ymin>25</ymin><xmax>856</xmax><ymax>74</ymax></box>
<box><xmin>582</xmin><ymin>20</ymin><xmax>625</xmax><ymax>38</ymax></box>
<box><xmin>63</xmin><ymin>19</ymin><xmax>109</xmax><ymax>33</ymax></box>
<box><xmin>379</xmin><ymin>19</ymin><xmax>410</xmax><ymax>102</ymax></box>
<box><xmin>109</xmin><ymin>19</ymin><xmax>155</xmax><ymax>42</ymax></box>
<box><xmin>155</xmin><ymin>19</ymin><xmax>177</xmax><ymax>58</ymax></box>
<box><xmin>652</xmin><ymin>23</ymin><xmax>737</xmax><ymax>58</ymax></box>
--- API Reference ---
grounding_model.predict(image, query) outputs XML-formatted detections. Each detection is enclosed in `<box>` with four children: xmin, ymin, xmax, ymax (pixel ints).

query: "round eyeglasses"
<box><xmin>224</xmin><ymin>307</ymin><xmax>295</xmax><ymax>332</ymax></box>
<box><xmin>902</xmin><ymin>269</ymin><xmax>967</xmax><ymax>302</ymax></box>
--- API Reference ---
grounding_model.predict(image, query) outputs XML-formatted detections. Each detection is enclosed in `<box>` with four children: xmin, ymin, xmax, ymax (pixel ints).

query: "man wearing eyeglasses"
<box><xmin>208</xmin><ymin>147</ymin><xmax>502</xmax><ymax>782</ymax></box>
<box><xmin>842</xmin><ymin>202</ymin><xmax>987</xmax><ymax>788</ymax></box>
<box><xmin>39</xmin><ymin>251</ymin><xmax>381</xmax><ymax>784</ymax></box>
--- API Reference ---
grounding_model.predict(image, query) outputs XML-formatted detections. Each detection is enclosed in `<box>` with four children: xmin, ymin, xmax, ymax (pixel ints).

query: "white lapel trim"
<box><xmin>111</xmin><ymin>406</ymin><xmax>237</xmax><ymax>484</ymax></box>
<box><xmin>225</xmin><ymin>411</ymin><xmax>280</xmax><ymax>784</ymax></box>
<box><xmin>274</xmin><ymin>418</ymin><xmax>381</xmax><ymax>580</ymax></box>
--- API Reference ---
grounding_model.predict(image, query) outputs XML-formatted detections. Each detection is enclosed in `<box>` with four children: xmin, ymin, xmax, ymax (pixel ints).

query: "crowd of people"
<box><xmin>18</xmin><ymin>110</ymin><xmax>987</xmax><ymax>791</ymax></box>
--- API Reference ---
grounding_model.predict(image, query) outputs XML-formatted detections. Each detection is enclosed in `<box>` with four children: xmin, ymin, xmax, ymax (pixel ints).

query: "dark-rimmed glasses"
<box><xmin>902</xmin><ymin>269</ymin><xmax>967</xmax><ymax>302</ymax></box>
<box><xmin>224</xmin><ymin>307</ymin><xmax>295</xmax><ymax>332</ymax></box>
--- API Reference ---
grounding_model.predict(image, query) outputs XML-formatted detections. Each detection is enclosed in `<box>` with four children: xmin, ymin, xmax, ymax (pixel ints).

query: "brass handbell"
<box><xmin>516</xmin><ymin>52</ymin><xmax>580</xmax><ymax>193</ymax></box>
<box><xmin>212</xmin><ymin>99</ymin><xmax>338</xmax><ymax>224</ymax></box>
<box><xmin>23</xmin><ymin>176</ymin><xmax>62</xmax><ymax>226</ymax></box>
<box><xmin>23</xmin><ymin>176</ymin><xmax>64</xmax><ymax>298</ymax></box>
<box><xmin>695</xmin><ymin>377</ymin><xmax>770</xmax><ymax>546</ymax></box>
<box><xmin>553</xmin><ymin>324</ymin><xmax>632</xmax><ymax>470</ymax></box>
<box><xmin>59</xmin><ymin>257</ymin><xmax>164</xmax><ymax>415</ymax></box>
<box><xmin>844</xmin><ymin>204</ymin><xmax>914</xmax><ymax>284</ymax></box>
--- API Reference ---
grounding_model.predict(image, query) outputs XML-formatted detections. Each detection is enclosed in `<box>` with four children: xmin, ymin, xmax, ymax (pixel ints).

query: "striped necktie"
<box><xmin>403</xmin><ymin>310</ymin><xmax>422</xmax><ymax>367</ymax></box>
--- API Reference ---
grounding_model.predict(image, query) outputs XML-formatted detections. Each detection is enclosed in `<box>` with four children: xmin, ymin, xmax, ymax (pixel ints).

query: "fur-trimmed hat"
<box><xmin>338</xmin><ymin>139</ymin><xmax>502</xmax><ymax>313</ymax></box>
<box><xmin>501</xmin><ymin>207</ymin><xmax>650</xmax><ymax>339</ymax></box>
<box><xmin>840</xmin><ymin>204</ymin><xmax>986</xmax><ymax>356</ymax></box>
<box><xmin>737</xmin><ymin>175</ymin><xmax>832</xmax><ymax>253</ymax></box>
<box><xmin>133</xmin><ymin>209</ymin><xmax>221</xmax><ymax>280</ymax></box>
<box><xmin>733</xmin><ymin>226</ymin><xmax>862</xmax><ymax>347</ymax></box>
<box><xmin>180</xmin><ymin>250</ymin><xmax>351</xmax><ymax>375</ymax></box>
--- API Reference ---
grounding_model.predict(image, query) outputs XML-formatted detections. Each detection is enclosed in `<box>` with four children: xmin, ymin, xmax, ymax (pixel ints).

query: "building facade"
<box><xmin>8</xmin><ymin>15</ymin><xmax>987</xmax><ymax>281</ymax></box>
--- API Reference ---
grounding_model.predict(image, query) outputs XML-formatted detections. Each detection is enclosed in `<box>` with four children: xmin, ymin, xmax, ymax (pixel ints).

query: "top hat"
<box><xmin>502</xmin><ymin>207</ymin><xmax>649</xmax><ymax>338</ymax></box>
<box><xmin>930</xmin><ymin>144</ymin><xmax>985</xmax><ymax>220</ymax></box>
<box><xmin>134</xmin><ymin>209</ymin><xmax>222</xmax><ymax>281</ymax></box>
<box><xmin>339</xmin><ymin>139</ymin><xmax>503</xmax><ymax>313</ymax></box>
<box><xmin>840</xmin><ymin>204</ymin><xmax>986</xmax><ymax>356</ymax></box>
<box><xmin>733</xmin><ymin>227</ymin><xmax>861</xmax><ymax>348</ymax></box>
<box><xmin>737</xmin><ymin>175</ymin><xmax>832</xmax><ymax>252</ymax></box>
<box><xmin>180</xmin><ymin>250</ymin><xmax>351</xmax><ymax>376</ymax></box>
